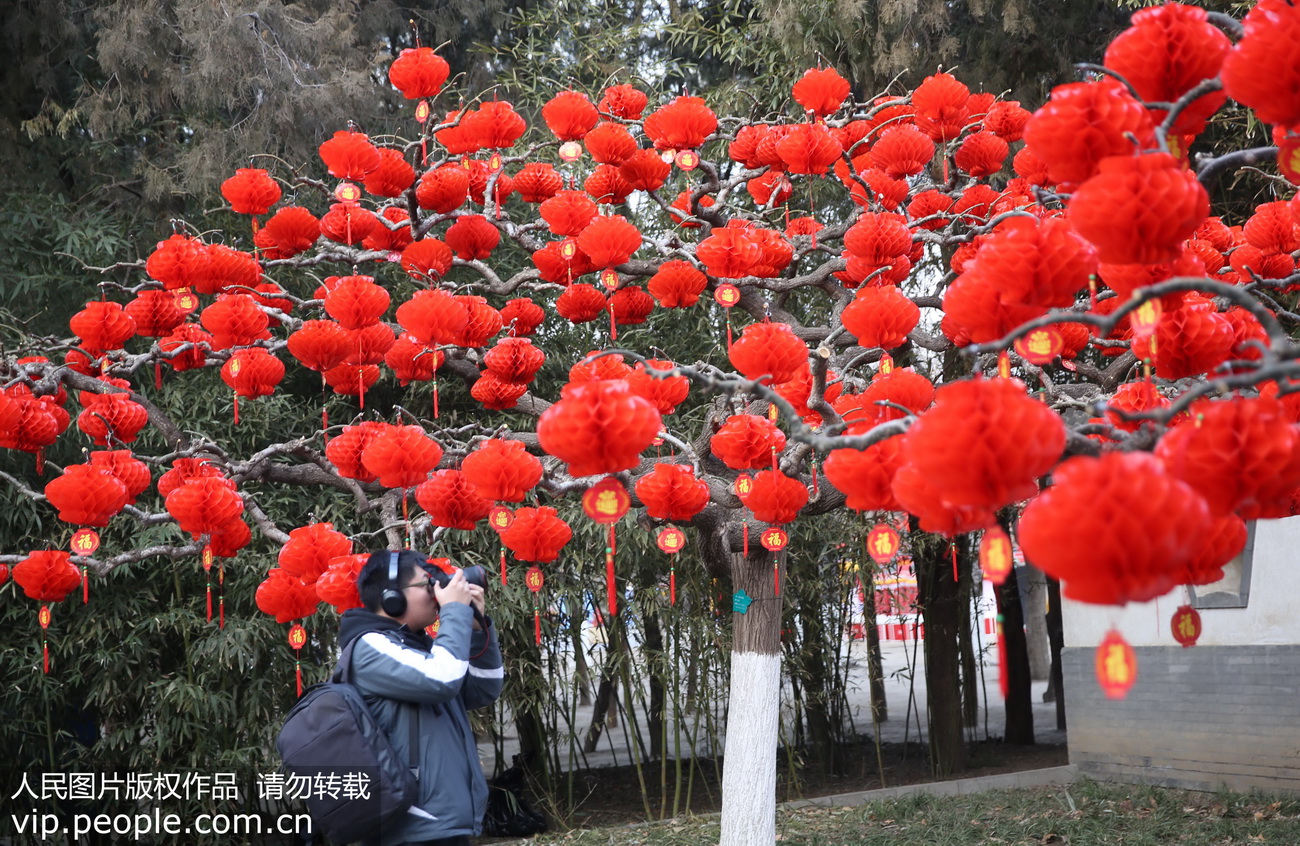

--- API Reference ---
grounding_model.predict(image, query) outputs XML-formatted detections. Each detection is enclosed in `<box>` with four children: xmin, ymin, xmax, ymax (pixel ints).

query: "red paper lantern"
<box><xmin>643</xmin><ymin>96</ymin><xmax>717</xmax><ymax>151</ymax></box>
<box><xmin>363</xmin><ymin>148</ymin><xmax>416</xmax><ymax>198</ymax></box>
<box><xmin>841</xmin><ymin>286</ymin><xmax>920</xmax><ymax>350</ymax></box>
<box><xmin>954</xmin><ymin>131</ymin><xmax>1009</xmax><ymax>178</ymax></box>
<box><xmin>278</xmin><ymin>522</ymin><xmax>352</xmax><ymax>585</ymax></box>
<box><xmin>483</xmin><ymin>337</ymin><xmax>546</xmax><ymax>384</ymax></box>
<box><xmin>361</xmin><ymin>424</ymin><xmax>444</xmax><ymax>489</ymax></box>
<box><xmin>221</xmin><ymin>168</ymin><xmax>282</xmax><ymax>215</ymax></box>
<box><xmin>166</xmin><ymin>476</ymin><xmax>245</xmax><ymax>537</ymax></box>
<box><xmin>397</xmin><ymin>289</ymin><xmax>469</xmax><ymax>346</ymax></box>
<box><xmin>319</xmin><ymin>202</ymin><xmax>378</xmax><ymax>245</ymax></box>
<box><xmin>869</xmin><ymin>125</ymin><xmax>935</xmax><ymax>179</ymax></box>
<box><xmin>635</xmin><ymin>463</ymin><xmax>710</xmax><ymax>521</ymax></box>
<box><xmin>415</xmin><ymin>164</ymin><xmax>471</xmax><ymax>213</ymax></box>
<box><xmin>471</xmin><ymin>372</ymin><xmax>529</xmax><ymax>410</ymax></box>
<box><xmin>1183</xmin><ymin>513</ymin><xmax>1247</xmax><ymax>588</ymax></box>
<box><xmin>912</xmin><ymin>71</ymin><xmax>970</xmax><ymax>141</ymax></box>
<box><xmin>77</xmin><ymin>393</ymin><xmax>149</xmax><ymax>446</ymax></box>
<box><xmin>417</xmin><ymin>469</ymin><xmax>493</xmax><ymax>530</ymax></box>
<box><xmin>697</xmin><ymin>225</ymin><xmax>759</xmax><ymax>279</ymax></box>
<box><xmin>208</xmin><ymin>518</ymin><xmax>251</xmax><ymax>558</ymax></box>
<box><xmin>123</xmin><ymin>290</ymin><xmax>186</xmax><ymax>338</ymax></box>
<box><xmin>983</xmin><ymin>100</ymin><xmax>1031</xmax><ymax>142</ymax></box>
<box><xmin>583</xmin><ymin>164</ymin><xmax>633</xmax><ymax>205</ymax></box>
<box><xmin>465</xmin><ymin>159</ymin><xmax>516</xmax><ymax>206</ymax></box>
<box><xmin>776</xmin><ymin>123</ymin><xmax>842</xmax><ymax>175</ymax></box>
<box><xmin>316</xmin><ymin>554</ymin><xmax>367</xmax><ymax>612</ymax></box>
<box><xmin>385</xmin><ymin>333</ymin><xmax>443</xmax><ymax>385</ymax></box>
<box><xmin>513</xmin><ymin>163</ymin><xmax>564</xmax><ymax>203</ymax></box>
<box><xmin>729</xmin><ymin>322</ymin><xmax>808</xmax><ymax>384</ymax></box>
<box><xmin>221</xmin><ymin>347</ymin><xmax>284</xmax><ymax>399</ymax></box>
<box><xmin>445</xmin><ymin>215</ymin><xmax>500</xmax><ymax>261</ymax></box>
<box><xmin>792</xmin><ymin>67</ymin><xmax>850</xmax><ymax>117</ymax></box>
<box><xmin>388</xmin><ymin>47</ymin><xmax>450</xmax><ymax>99</ymax></box>
<box><xmin>577</xmin><ymin>215</ymin><xmax>641</xmax><ymax>269</ymax></box>
<box><xmin>1104</xmin><ymin>3</ymin><xmax>1230</xmax><ymax>135</ymax></box>
<box><xmin>323</xmin><ymin>275</ymin><xmax>388</xmax><ymax>330</ymax></box>
<box><xmin>501</xmin><ymin>298</ymin><xmax>546</xmax><ymax>337</ymax></box>
<box><xmin>902</xmin><ymin>377</ymin><xmax>1065</xmax><ymax>510</ymax></box>
<box><xmin>461</xmin><ymin>438</ymin><xmax>544</xmax><ymax>503</ymax></box>
<box><xmin>1069</xmin><ymin>152</ymin><xmax>1209</xmax><ymax>265</ymax></box>
<box><xmin>253</xmin><ymin>206</ymin><xmax>320</xmax><ymax>259</ymax></box>
<box><xmin>1140</xmin><ymin>295</ymin><xmax>1234</xmax><ymax>380</ymax></box>
<box><xmin>1170</xmin><ymin>605</ymin><xmax>1202</xmax><ymax>648</ymax></box>
<box><xmin>325</xmin><ymin>422</ymin><xmax>387</xmax><ymax>482</ymax></box>
<box><xmin>539</xmin><ymin>189</ymin><xmax>598</xmax><ymax>235</ymax></box>
<box><xmin>823</xmin><ymin>438</ymin><xmax>905</xmax><ymax>512</ymax></box>
<box><xmin>556</xmin><ymin>283</ymin><xmax>608</xmax><ymax>324</ymax></box>
<box><xmin>70</xmin><ymin>301</ymin><xmax>136</xmax><ymax>351</ymax></box>
<box><xmin>537</xmin><ymin>380</ymin><xmax>662</xmax><ymax>477</ymax></box>
<box><xmin>647</xmin><ymin>260</ymin><xmax>707</xmax><ymax>308</ymax></box>
<box><xmin>44</xmin><ymin>464</ymin><xmax>129</xmax><ymax>527</ymax></box>
<box><xmin>13</xmin><ymin>551</ymin><xmax>82</xmax><ymax>602</ymax></box>
<box><xmin>319</xmin><ymin>130</ymin><xmax>382</xmax><ymax>180</ymax></box>
<box><xmin>568</xmin><ymin>352</ymin><xmax>633</xmax><ymax>384</ymax></box>
<box><xmin>462</xmin><ymin>101</ymin><xmax>527</xmax><ymax>150</ymax></box>
<box><xmin>287</xmin><ymin>320</ymin><xmax>351</xmax><ymax>372</ymax></box>
<box><xmin>710</xmin><ymin>414</ymin><xmax>787</xmax><ymax>470</ymax></box>
<box><xmin>256</xmin><ymin>568</ymin><xmax>320</xmax><ymax>623</ymax></box>
<box><xmin>620</xmin><ymin>149</ymin><xmax>672</xmax><ymax>192</ymax></box>
<box><xmin>322</xmin><ymin>361</ymin><xmax>381</xmax><ymax>397</ymax></box>
<box><xmin>500</xmin><ymin>506</ymin><xmax>573</xmax><ymax>563</ymax></box>
<box><xmin>979</xmin><ymin>527</ymin><xmax>1014</xmax><ymax>585</ymax></box>
<box><xmin>598</xmin><ymin>84</ymin><xmax>648</xmax><ymax>120</ymax></box>
<box><xmin>626</xmin><ymin>359</ymin><xmax>689</xmax><ymax>415</ymax></box>
<box><xmin>446</xmin><ymin>296</ymin><xmax>502</xmax><ymax>348</ymax></box>
<box><xmin>200</xmin><ymin>294</ymin><xmax>270</xmax><ymax>350</ymax></box>
<box><xmin>157</xmin><ymin>458</ymin><xmax>226</xmax><ymax>498</ymax></box>
<box><xmin>146</xmin><ymin>234</ymin><xmax>212</xmax><ymax>290</ymax></box>
<box><xmin>972</xmin><ymin>217</ymin><xmax>1098</xmax><ymax>309</ymax></box>
<box><xmin>88</xmin><ymin>450</ymin><xmax>150</xmax><ymax>505</ymax></box>
<box><xmin>892</xmin><ymin>461</ymin><xmax>997</xmax><ymax>537</ymax></box>
<box><xmin>1018</xmin><ymin>451</ymin><xmax>1210</xmax><ymax>605</ymax></box>
<box><xmin>1155</xmin><ymin>397</ymin><xmax>1300</xmax><ymax>518</ymax></box>
<box><xmin>844</xmin><ymin>212</ymin><xmax>911</xmax><ymax>265</ymax></box>
<box><xmin>585</xmin><ymin>121</ymin><xmax>638</xmax><ymax>165</ymax></box>
<box><xmin>610</xmin><ymin>286</ymin><xmax>654</xmax><ymax>326</ymax></box>
<box><xmin>543</xmin><ymin>91</ymin><xmax>600</xmax><ymax>140</ymax></box>
<box><xmin>1220</xmin><ymin>0</ymin><xmax>1300</xmax><ymax>127</ymax></box>
<box><xmin>434</xmin><ymin>109</ymin><xmax>480</xmax><ymax>156</ymax></box>
<box><xmin>1023</xmin><ymin>80</ymin><xmax>1157</xmax><ymax>187</ymax></box>
<box><xmin>1095</xmin><ymin>629</ymin><xmax>1138</xmax><ymax>699</ymax></box>
<box><xmin>741</xmin><ymin>469</ymin><xmax>807</xmax><ymax>525</ymax></box>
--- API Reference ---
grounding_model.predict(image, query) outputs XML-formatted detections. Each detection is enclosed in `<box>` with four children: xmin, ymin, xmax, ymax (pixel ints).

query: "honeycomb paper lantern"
<box><xmin>13</xmin><ymin>551</ymin><xmax>82</xmax><ymax>602</ymax></box>
<box><xmin>598</xmin><ymin>84</ymin><xmax>648</xmax><ymax>120</ymax></box>
<box><xmin>902</xmin><ymin>377</ymin><xmax>1065</xmax><ymax>510</ymax></box>
<box><xmin>968</xmin><ymin>216</ymin><xmax>1098</xmax><ymax>309</ymax></box>
<box><xmin>165</xmin><ymin>476</ymin><xmax>245</xmax><ymax>537</ymax></box>
<box><xmin>77</xmin><ymin>393</ymin><xmax>149</xmax><ymax>446</ymax></box>
<box><xmin>619</xmin><ymin>149</ymin><xmax>672</xmax><ymax>192</ymax></box>
<box><xmin>1023</xmin><ymin>79</ymin><xmax>1157</xmax><ymax>187</ymax></box>
<box><xmin>417</xmin><ymin>470</ymin><xmax>493</xmax><ymax>530</ymax></box>
<box><xmin>124</xmin><ymin>290</ymin><xmax>186</xmax><ymax>338</ymax></box>
<box><xmin>415</xmin><ymin>165</ymin><xmax>471</xmax><ymax>213</ymax></box>
<box><xmin>776</xmin><ymin>123</ymin><xmax>842</xmax><ymax>175</ymax></box>
<box><xmin>70</xmin><ymin>301</ymin><xmax>136</xmax><ymax>351</ymax></box>
<box><xmin>501</xmin><ymin>298</ymin><xmax>546</xmax><ymax>337</ymax></box>
<box><xmin>253</xmin><ymin>206</ymin><xmax>320</xmax><ymax>259</ymax></box>
<box><xmin>221</xmin><ymin>168</ymin><xmax>281</xmax><ymax>215</ymax></box>
<box><xmin>585</xmin><ymin>121</ymin><xmax>638</xmax><ymax>165</ymax></box>
<box><xmin>635</xmin><ymin>463</ymin><xmax>710</xmax><ymax>521</ymax></box>
<box><xmin>462</xmin><ymin>101</ymin><xmax>527</xmax><ymax>150</ymax></box>
<box><xmin>44</xmin><ymin>464</ymin><xmax>129</xmax><ymax>527</ymax></box>
<box><xmin>514</xmin><ymin>162</ymin><xmax>565</xmax><ymax>203</ymax></box>
<box><xmin>537</xmin><ymin>380</ymin><xmax>662</xmax><ymax>477</ymax></box>
<box><xmin>1220</xmin><ymin>0</ymin><xmax>1300</xmax><ymax>127</ymax></box>
<box><xmin>912</xmin><ymin>71</ymin><xmax>971</xmax><ymax>142</ymax></box>
<box><xmin>385</xmin><ymin>333</ymin><xmax>443</xmax><ymax>386</ymax></box>
<box><xmin>823</xmin><ymin>438</ymin><xmax>906</xmax><ymax>512</ymax></box>
<box><xmin>642</xmin><ymin>96</ymin><xmax>717</xmax><ymax>151</ymax></box>
<box><xmin>576</xmin><ymin>215</ymin><xmax>641</xmax><ymax>269</ymax></box>
<box><xmin>325</xmin><ymin>422</ymin><xmax>387</xmax><ymax>482</ymax></box>
<box><xmin>200</xmin><ymin>294</ymin><xmax>271</xmax><ymax>350</ymax></box>
<box><xmin>315</xmin><ymin>554</ymin><xmax>367</xmax><ymax>612</ymax></box>
<box><xmin>256</xmin><ymin>568</ymin><xmax>320</xmax><ymax>623</ymax></box>
<box><xmin>287</xmin><ymin>320</ymin><xmax>352</xmax><ymax>372</ymax></box>
<box><xmin>461</xmin><ymin>438</ymin><xmax>544</xmax><ymax>503</ymax></box>
<box><xmin>388</xmin><ymin>47</ymin><xmax>450</xmax><ymax>99</ymax></box>
<box><xmin>146</xmin><ymin>234</ymin><xmax>211</xmax><ymax>290</ymax></box>
<box><xmin>278</xmin><ymin>522</ymin><xmax>353</xmax><ymax>585</ymax></box>
<box><xmin>792</xmin><ymin>67</ymin><xmax>850</xmax><ymax>117</ymax></box>
<box><xmin>891</xmin><ymin>462</ymin><xmax>996</xmax><ymax>537</ymax></box>
<box><xmin>741</xmin><ymin>469</ymin><xmax>808</xmax><ymax>525</ymax></box>
<box><xmin>729</xmin><ymin>322</ymin><xmax>807</xmax><ymax>384</ymax></box>
<box><xmin>445</xmin><ymin>215</ymin><xmax>500</xmax><ymax>261</ymax></box>
<box><xmin>396</xmin><ymin>289</ymin><xmax>469</xmax><ymax>346</ymax></box>
<box><xmin>647</xmin><ymin>260</ymin><xmax>708</xmax><ymax>308</ymax></box>
<box><xmin>542</xmin><ymin>91</ymin><xmax>600</xmax><ymax>141</ymax></box>
<box><xmin>88</xmin><ymin>449</ymin><xmax>151</xmax><ymax>505</ymax></box>
<box><xmin>364</xmin><ymin>149</ymin><xmax>416</xmax><ymax>198</ymax></box>
<box><xmin>625</xmin><ymin>360</ymin><xmax>690</xmax><ymax>415</ymax></box>
<box><xmin>483</xmin><ymin>338</ymin><xmax>546</xmax><ymax>384</ymax></box>
<box><xmin>361</xmin><ymin>425</ymin><xmax>444</xmax><ymax>489</ymax></box>
<box><xmin>157</xmin><ymin>458</ymin><xmax>226</xmax><ymax>499</ymax></box>
<box><xmin>221</xmin><ymin>347</ymin><xmax>285</xmax><ymax>399</ymax></box>
<box><xmin>1018</xmin><ymin>451</ymin><xmax>1211</xmax><ymax>605</ymax></box>
<box><xmin>710</xmin><ymin>414</ymin><xmax>787</xmax><ymax>470</ymax></box>
<box><xmin>556</xmin><ymin>284</ymin><xmax>608</xmax><ymax>324</ymax></box>
<box><xmin>471</xmin><ymin>372</ymin><xmax>529</xmax><ymax>410</ymax></box>
<box><xmin>841</xmin><ymin>286</ymin><xmax>920</xmax><ymax>350</ymax></box>
<box><xmin>584</xmin><ymin>164</ymin><xmax>633</xmax><ymax>204</ymax></box>
<box><xmin>500</xmin><ymin>506</ymin><xmax>573</xmax><ymax>563</ymax></box>
<box><xmin>869</xmin><ymin>125</ymin><xmax>935</xmax><ymax>179</ymax></box>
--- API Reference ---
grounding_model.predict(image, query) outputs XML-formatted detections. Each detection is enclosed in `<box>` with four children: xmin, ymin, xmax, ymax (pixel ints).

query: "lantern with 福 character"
<box><xmin>525</xmin><ymin>565</ymin><xmax>545</xmax><ymax>644</ymax></box>
<box><xmin>13</xmin><ymin>550</ymin><xmax>82</xmax><ymax>673</ymax></box>
<box><xmin>582</xmin><ymin>476</ymin><xmax>631</xmax><ymax>617</ymax></box>
<box><xmin>657</xmin><ymin>526</ymin><xmax>686</xmax><ymax>604</ymax></box>
<box><xmin>759</xmin><ymin>525</ymin><xmax>789</xmax><ymax>595</ymax></box>
<box><xmin>979</xmin><ymin>527</ymin><xmax>1013</xmax><ymax>585</ymax></box>
<box><xmin>867</xmin><ymin>524</ymin><xmax>901</xmax><ymax>565</ymax></box>
<box><xmin>1171</xmin><ymin>604</ymin><xmax>1201</xmax><ymax>648</ymax></box>
<box><xmin>1095</xmin><ymin>628</ymin><xmax>1138</xmax><ymax>699</ymax></box>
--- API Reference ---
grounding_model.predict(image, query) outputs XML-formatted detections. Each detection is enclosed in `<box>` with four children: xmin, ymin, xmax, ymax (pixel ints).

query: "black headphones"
<box><xmin>380</xmin><ymin>551</ymin><xmax>407</xmax><ymax>617</ymax></box>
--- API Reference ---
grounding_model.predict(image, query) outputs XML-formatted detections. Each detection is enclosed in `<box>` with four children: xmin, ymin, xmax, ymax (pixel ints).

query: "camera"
<box><xmin>430</xmin><ymin>563</ymin><xmax>487</xmax><ymax>590</ymax></box>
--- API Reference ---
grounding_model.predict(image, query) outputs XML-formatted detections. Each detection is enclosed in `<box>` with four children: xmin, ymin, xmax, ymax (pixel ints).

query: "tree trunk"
<box><xmin>643</xmin><ymin>606</ymin><xmax>666</xmax><ymax>761</ymax></box>
<box><xmin>1021</xmin><ymin>565</ymin><xmax>1051</xmax><ymax>681</ymax></box>
<box><xmin>862</xmin><ymin>570</ymin><xmax>888</xmax><ymax>723</ymax></box>
<box><xmin>912</xmin><ymin>529</ymin><xmax>966</xmax><ymax>776</ymax></box>
<box><xmin>501</xmin><ymin>625</ymin><xmax>551</xmax><ymax>787</ymax></box>
<box><xmin>720</xmin><ymin>543</ymin><xmax>784</xmax><ymax>846</ymax></box>
<box><xmin>998</xmin><ymin>566</ymin><xmax>1036</xmax><ymax>744</ymax></box>
<box><xmin>583</xmin><ymin>616</ymin><xmax>622</xmax><ymax>754</ymax></box>
<box><xmin>957</xmin><ymin>565</ymin><xmax>979</xmax><ymax>728</ymax></box>
<box><xmin>1045</xmin><ymin>577</ymin><xmax>1067</xmax><ymax>730</ymax></box>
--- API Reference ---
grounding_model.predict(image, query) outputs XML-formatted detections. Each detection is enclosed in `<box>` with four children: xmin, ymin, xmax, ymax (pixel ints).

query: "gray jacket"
<box><xmin>338</xmin><ymin>603</ymin><xmax>504</xmax><ymax>844</ymax></box>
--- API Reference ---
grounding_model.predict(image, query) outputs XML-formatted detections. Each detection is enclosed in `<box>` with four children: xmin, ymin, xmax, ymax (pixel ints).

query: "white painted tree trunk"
<box><xmin>719</xmin><ymin>650</ymin><xmax>781</xmax><ymax>845</ymax></box>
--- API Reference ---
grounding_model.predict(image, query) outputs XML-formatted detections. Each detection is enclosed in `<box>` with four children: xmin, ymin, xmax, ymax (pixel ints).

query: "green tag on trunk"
<box><xmin>732</xmin><ymin>589</ymin><xmax>753</xmax><ymax>614</ymax></box>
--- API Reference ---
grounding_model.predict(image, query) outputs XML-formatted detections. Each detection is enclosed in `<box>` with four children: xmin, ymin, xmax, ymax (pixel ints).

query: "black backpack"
<box><xmin>276</xmin><ymin>636</ymin><xmax>419</xmax><ymax>844</ymax></box>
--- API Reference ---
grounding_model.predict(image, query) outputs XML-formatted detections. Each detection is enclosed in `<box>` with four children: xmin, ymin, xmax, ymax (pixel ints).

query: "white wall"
<box><xmin>1062</xmin><ymin>515</ymin><xmax>1300</xmax><ymax>648</ymax></box>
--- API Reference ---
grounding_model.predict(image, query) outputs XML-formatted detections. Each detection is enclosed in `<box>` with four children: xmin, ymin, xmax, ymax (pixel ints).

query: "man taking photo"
<box><xmin>339</xmin><ymin>549</ymin><xmax>504</xmax><ymax>846</ymax></box>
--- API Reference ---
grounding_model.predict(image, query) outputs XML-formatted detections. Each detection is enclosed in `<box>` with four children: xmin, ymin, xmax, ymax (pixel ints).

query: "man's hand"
<box><xmin>466</xmin><ymin>584</ymin><xmax>486</xmax><ymax>629</ymax></box>
<box><xmin>433</xmin><ymin>569</ymin><xmax>473</xmax><ymax>608</ymax></box>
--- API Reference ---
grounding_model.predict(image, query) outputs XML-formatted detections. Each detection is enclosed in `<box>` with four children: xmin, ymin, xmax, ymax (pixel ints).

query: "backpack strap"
<box><xmin>335</xmin><ymin>634</ymin><xmax>421</xmax><ymax>780</ymax></box>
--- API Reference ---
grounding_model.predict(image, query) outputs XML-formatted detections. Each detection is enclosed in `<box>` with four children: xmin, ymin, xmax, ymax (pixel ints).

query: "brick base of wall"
<box><xmin>1063</xmin><ymin>644</ymin><xmax>1300</xmax><ymax>796</ymax></box>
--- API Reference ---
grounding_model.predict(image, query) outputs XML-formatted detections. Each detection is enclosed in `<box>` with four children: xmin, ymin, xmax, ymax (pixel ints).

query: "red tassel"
<box><xmin>951</xmin><ymin>542</ymin><xmax>958</xmax><ymax>582</ymax></box>
<box><xmin>296</xmin><ymin>661</ymin><xmax>303</xmax><ymax>699</ymax></box>
<box><xmin>606</xmin><ymin>546</ymin><xmax>617</xmax><ymax>618</ymax></box>
<box><xmin>36</xmin><ymin>447</ymin><xmax>43</xmax><ymax>476</ymax></box>
<box><xmin>82</xmin><ymin>566</ymin><xmax>89</xmax><ymax>604</ymax></box>
<box><xmin>233</xmin><ymin>394</ymin><xmax>240</xmax><ymax>426</ymax></box>
<box><xmin>206</xmin><ymin>584</ymin><xmax>213</xmax><ymax>622</ymax></box>
<box><xmin>773</xmin><ymin>559</ymin><xmax>780</xmax><ymax>596</ymax></box>
<box><xmin>432</xmin><ymin>378</ymin><xmax>440</xmax><ymax>418</ymax></box>
<box><xmin>155</xmin><ymin>361</ymin><xmax>163</xmax><ymax>390</ymax></box>
<box><xmin>218</xmin><ymin>564</ymin><xmax>225</xmax><ymax>629</ymax></box>
<box><xmin>670</xmin><ymin>568</ymin><xmax>677</xmax><ymax>605</ymax></box>
<box><xmin>743</xmin><ymin>522</ymin><xmax>749</xmax><ymax>556</ymax></box>
<box><xmin>500</xmin><ymin>548</ymin><xmax>507</xmax><ymax>586</ymax></box>
<box><xmin>43</xmin><ymin>641</ymin><xmax>49</xmax><ymax>675</ymax></box>
<box><xmin>608</xmin><ymin>304</ymin><xmax>617</xmax><ymax>341</ymax></box>
<box><xmin>534</xmin><ymin>610</ymin><xmax>541</xmax><ymax>645</ymax></box>
<box><xmin>725</xmin><ymin>313</ymin><xmax>733</xmax><ymax>352</ymax></box>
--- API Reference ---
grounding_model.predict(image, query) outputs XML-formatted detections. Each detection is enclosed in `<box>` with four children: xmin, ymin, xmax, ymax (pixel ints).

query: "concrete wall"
<box><xmin>1058</xmin><ymin>515</ymin><xmax>1300</xmax><ymax>795</ymax></box>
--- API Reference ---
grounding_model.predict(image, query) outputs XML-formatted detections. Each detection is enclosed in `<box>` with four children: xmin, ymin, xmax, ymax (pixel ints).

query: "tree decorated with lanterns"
<box><xmin>3</xmin><ymin>2</ymin><xmax>1300</xmax><ymax>843</ymax></box>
